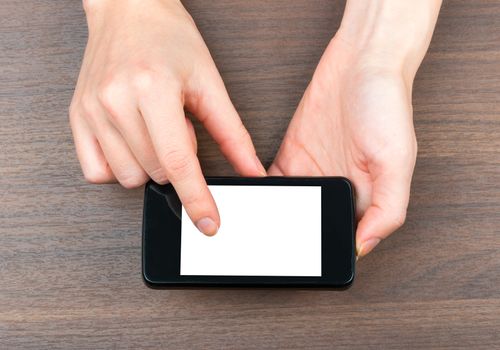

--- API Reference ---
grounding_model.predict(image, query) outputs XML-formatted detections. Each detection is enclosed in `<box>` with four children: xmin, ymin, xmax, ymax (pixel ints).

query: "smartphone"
<box><xmin>142</xmin><ymin>177</ymin><xmax>355</xmax><ymax>288</ymax></box>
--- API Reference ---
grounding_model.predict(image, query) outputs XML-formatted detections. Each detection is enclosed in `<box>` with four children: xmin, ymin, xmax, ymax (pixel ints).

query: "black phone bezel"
<box><xmin>142</xmin><ymin>177</ymin><xmax>355</xmax><ymax>289</ymax></box>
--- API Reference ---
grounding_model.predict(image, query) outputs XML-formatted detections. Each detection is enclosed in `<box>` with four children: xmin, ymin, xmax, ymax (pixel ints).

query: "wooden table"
<box><xmin>1</xmin><ymin>1</ymin><xmax>499</xmax><ymax>348</ymax></box>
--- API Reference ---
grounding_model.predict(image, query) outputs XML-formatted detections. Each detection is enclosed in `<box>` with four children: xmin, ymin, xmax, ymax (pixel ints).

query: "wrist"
<box><xmin>336</xmin><ymin>0</ymin><xmax>442</xmax><ymax>80</ymax></box>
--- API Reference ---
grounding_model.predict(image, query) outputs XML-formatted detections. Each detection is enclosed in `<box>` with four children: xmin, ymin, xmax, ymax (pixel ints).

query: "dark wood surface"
<box><xmin>1</xmin><ymin>0</ymin><xmax>499</xmax><ymax>348</ymax></box>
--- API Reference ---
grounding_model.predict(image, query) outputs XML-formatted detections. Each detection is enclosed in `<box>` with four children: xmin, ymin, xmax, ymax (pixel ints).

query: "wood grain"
<box><xmin>1</xmin><ymin>0</ymin><xmax>499</xmax><ymax>348</ymax></box>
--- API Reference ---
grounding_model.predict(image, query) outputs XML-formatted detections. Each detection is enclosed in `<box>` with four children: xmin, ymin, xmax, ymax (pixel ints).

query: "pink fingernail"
<box><xmin>196</xmin><ymin>217</ymin><xmax>218</xmax><ymax>236</ymax></box>
<box><xmin>358</xmin><ymin>238</ymin><xmax>381</xmax><ymax>258</ymax></box>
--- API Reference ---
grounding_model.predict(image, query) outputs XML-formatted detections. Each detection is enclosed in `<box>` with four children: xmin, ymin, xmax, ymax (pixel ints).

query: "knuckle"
<box><xmin>97</xmin><ymin>77</ymin><xmax>124</xmax><ymax>117</ymax></box>
<box><xmin>119</xmin><ymin>172</ymin><xmax>148</xmax><ymax>189</ymax></box>
<box><xmin>80</xmin><ymin>96</ymin><xmax>99</xmax><ymax>121</ymax></box>
<box><xmin>181</xmin><ymin>191</ymin><xmax>201</xmax><ymax>208</ymax></box>
<box><xmin>131</xmin><ymin>68</ymin><xmax>156</xmax><ymax>95</ymax></box>
<box><xmin>161</xmin><ymin>150</ymin><xmax>194</xmax><ymax>180</ymax></box>
<box><xmin>83</xmin><ymin>166</ymin><xmax>111</xmax><ymax>184</ymax></box>
<box><xmin>149</xmin><ymin>167</ymin><xmax>169</xmax><ymax>184</ymax></box>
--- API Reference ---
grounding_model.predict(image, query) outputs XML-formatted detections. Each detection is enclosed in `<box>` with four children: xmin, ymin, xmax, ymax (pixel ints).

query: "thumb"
<box><xmin>356</xmin><ymin>165</ymin><xmax>414</xmax><ymax>258</ymax></box>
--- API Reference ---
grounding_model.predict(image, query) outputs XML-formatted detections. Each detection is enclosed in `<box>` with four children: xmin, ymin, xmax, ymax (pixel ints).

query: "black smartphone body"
<box><xmin>142</xmin><ymin>177</ymin><xmax>356</xmax><ymax>289</ymax></box>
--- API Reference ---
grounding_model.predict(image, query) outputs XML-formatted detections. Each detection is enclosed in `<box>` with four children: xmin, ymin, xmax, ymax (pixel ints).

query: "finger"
<box><xmin>69</xmin><ymin>109</ymin><xmax>115</xmax><ymax>184</ymax></box>
<box><xmin>187</xmin><ymin>66</ymin><xmax>266</xmax><ymax>177</ymax></box>
<box><xmin>267</xmin><ymin>163</ymin><xmax>284</xmax><ymax>176</ymax></box>
<box><xmin>356</xmin><ymin>165</ymin><xmax>414</xmax><ymax>258</ymax></box>
<box><xmin>267</xmin><ymin>131</ymin><xmax>325</xmax><ymax>177</ymax></box>
<box><xmin>85</xmin><ymin>105</ymin><xmax>149</xmax><ymax>189</ymax></box>
<box><xmin>185</xmin><ymin>117</ymin><xmax>198</xmax><ymax>152</ymax></box>
<box><xmin>139</xmin><ymin>82</ymin><xmax>219</xmax><ymax>236</ymax></box>
<box><xmin>98</xmin><ymin>85</ymin><xmax>170</xmax><ymax>185</ymax></box>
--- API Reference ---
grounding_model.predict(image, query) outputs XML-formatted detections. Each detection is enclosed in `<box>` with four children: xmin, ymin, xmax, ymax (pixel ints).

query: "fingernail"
<box><xmin>255</xmin><ymin>154</ymin><xmax>267</xmax><ymax>176</ymax></box>
<box><xmin>196</xmin><ymin>217</ymin><xmax>218</xmax><ymax>236</ymax></box>
<box><xmin>357</xmin><ymin>238</ymin><xmax>381</xmax><ymax>258</ymax></box>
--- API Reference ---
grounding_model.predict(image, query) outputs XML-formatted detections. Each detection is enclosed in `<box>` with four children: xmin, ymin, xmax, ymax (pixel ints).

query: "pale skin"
<box><xmin>70</xmin><ymin>0</ymin><xmax>442</xmax><ymax>257</ymax></box>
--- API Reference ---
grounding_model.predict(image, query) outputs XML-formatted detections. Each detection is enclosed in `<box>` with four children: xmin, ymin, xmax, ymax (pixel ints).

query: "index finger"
<box><xmin>138</xmin><ymin>78</ymin><xmax>219</xmax><ymax>236</ymax></box>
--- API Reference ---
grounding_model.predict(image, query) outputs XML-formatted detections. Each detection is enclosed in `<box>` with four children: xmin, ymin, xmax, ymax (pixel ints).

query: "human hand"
<box><xmin>69</xmin><ymin>0</ymin><xmax>265</xmax><ymax>235</ymax></box>
<box><xmin>268</xmin><ymin>38</ymin><xmax>417</xmax><ymax>257</ymax></box>
<box><xmin>269</xmin><ymin>0</ymin><xmax>441</xmax><ymax>257</ymax></box>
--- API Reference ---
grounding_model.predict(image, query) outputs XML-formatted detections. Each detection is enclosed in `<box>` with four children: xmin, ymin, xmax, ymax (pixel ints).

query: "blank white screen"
<box><xmin>180</xmin><ymin>185</ymin><xmax>322</xmax><ymax>277</ymax></box>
